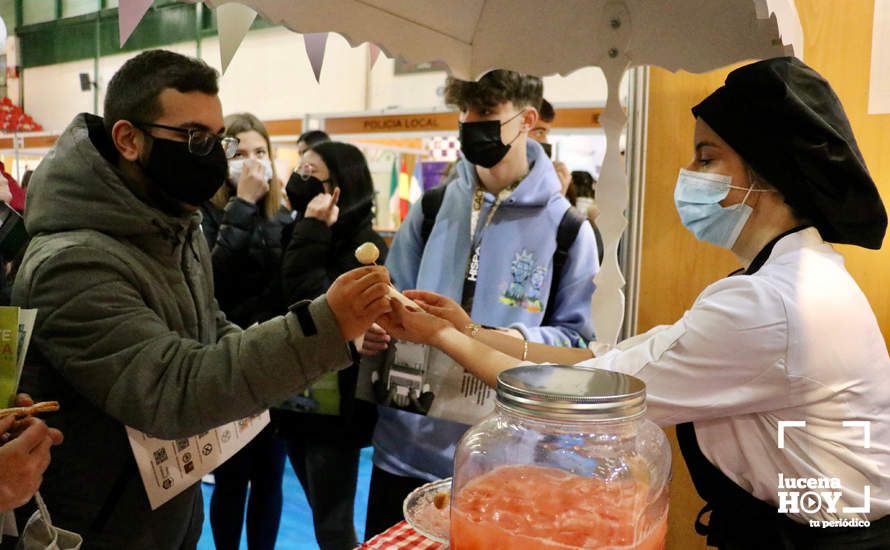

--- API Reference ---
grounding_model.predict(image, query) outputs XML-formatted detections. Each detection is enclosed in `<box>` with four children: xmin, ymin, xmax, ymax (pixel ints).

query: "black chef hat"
<box><xmin>692</xmin><ymin>57</ymin><xmax>887</xmax><ymax>249</ymax></box>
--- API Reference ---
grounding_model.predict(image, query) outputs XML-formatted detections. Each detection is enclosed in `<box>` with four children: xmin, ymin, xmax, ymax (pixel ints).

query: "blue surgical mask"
<box><xmin>674</xmin><ymin>168</ymin><xmax>767</xmax><ymax>249</ymax></box>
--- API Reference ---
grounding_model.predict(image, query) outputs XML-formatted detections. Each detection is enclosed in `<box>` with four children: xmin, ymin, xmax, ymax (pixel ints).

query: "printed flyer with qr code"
<box><xmin>357</xmin><ymin>341</ymin><xmax>495</xmax><ymax>425</ymax></box>
<box><xmin>126</xmin><ymin>411</ymin><xmax>269</xmax><ymax>509</ymax></box>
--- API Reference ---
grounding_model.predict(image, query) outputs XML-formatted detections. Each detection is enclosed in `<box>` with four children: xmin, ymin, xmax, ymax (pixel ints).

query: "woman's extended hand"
<box><xmin>403</xmin><ymin>290</ymin><xmax>472</xmax><ymax>331</ymax></box>
<box><xmin>379</xmin><ymin>297</ymin><xmax>453</xmax><ymax>346</ymax></box>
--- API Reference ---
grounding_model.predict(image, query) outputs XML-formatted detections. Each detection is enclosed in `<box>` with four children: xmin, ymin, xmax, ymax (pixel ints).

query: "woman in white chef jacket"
<box><xmin>378</xmin><ymin>57</ymin><xmax>890</xmax><ymax>549</ymax></box>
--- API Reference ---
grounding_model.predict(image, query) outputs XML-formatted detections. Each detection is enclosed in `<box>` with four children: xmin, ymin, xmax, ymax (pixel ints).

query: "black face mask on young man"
<box><xmin>458</xmin><ymin>110</ymin><xmax>525</xmax><ymax>169</ymax></box>
<box><xmin>140</xmin><ymin>136</ymin><xmax>229</xmax><ymax>207</ymax></box>
<box><xmin>285</xmin><ymin>172</ymin><xmax>329</xmax><ymax>215</ymax></box>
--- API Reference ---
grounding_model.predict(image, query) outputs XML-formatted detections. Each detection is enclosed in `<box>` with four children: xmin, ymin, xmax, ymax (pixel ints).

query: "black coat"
<box><xmin>278</xmin><ymin>199</ymin><xmax>387</xmax><ymax>444</ymax></box>
<box><xmin>200</xmin><ymin>197</ymin><xmax>293</xmax><ymax>328</ymax></box>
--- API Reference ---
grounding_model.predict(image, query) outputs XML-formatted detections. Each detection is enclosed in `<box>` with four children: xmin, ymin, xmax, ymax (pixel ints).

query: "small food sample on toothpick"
<box><xmin>355</xmin><ymin>242</ymin><xmax>380</xmax><ymax>265</ymax></box>
<box><xmin>355</xmin><ymin>241</ymin><xmax>417</xmax><ymax>309</ymax></box>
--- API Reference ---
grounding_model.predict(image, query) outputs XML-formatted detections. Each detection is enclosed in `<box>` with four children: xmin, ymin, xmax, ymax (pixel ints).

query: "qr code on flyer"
<box><xmin>153</xmin><ymin>447</ymin><xmax>168</xmax><ymax>465</ymax></box>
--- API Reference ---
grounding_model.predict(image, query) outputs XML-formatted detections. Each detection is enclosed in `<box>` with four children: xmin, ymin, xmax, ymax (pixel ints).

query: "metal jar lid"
<box><xmin>496</xmin><ymin>364</ymin><xmax>646</xmax><ymax>421</ymax></box>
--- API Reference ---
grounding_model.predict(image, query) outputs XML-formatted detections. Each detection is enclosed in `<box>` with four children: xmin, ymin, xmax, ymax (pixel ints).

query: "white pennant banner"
<box><xmin>216</xmin><ymin>2</ymin><xmax>257</xmax><ymax>73</ymax></box>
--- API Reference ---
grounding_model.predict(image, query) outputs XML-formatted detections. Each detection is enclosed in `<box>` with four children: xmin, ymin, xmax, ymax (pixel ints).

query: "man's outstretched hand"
<box><xmin>326</xmin><ymin>266</ymin><xmax>392</xmax><ymax>341</ymax></box>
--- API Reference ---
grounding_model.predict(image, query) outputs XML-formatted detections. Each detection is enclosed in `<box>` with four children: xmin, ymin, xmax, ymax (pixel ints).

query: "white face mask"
<box><xmin>228</xmin><ymin>158</ymin><xmax>273</xmax><ymax>187</ymax></box>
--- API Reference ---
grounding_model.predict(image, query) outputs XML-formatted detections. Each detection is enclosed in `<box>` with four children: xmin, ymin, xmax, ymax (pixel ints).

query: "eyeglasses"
<box><xmin>134</xmin><ymin>122</ymin><xmax>240</xmax><ymax>158</ymax></box>
<box><xmin>297</xmin><ymin>162</ymin><xmax>330</xmax><ymax>183</ymax></box>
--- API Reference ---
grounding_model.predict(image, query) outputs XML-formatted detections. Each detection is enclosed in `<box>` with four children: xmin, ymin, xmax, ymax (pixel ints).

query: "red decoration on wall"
<box><xmin>0</xmin><ymin>97</ymin><xmax>43</xmax><ymax>132</ymax></box>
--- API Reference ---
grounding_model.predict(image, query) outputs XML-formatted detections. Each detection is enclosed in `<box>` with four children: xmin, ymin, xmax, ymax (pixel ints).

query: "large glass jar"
<box><xmin>450</xmin><ymin>365</ymin><xmax>671</xmax><ymax>550</ymax></box>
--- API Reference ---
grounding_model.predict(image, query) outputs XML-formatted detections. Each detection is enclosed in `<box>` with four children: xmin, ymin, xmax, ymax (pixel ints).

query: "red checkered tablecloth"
<box><xmin>358</xmin><ymin>521</ymin><xmax>446</xmax><ymax>549</ymax></box>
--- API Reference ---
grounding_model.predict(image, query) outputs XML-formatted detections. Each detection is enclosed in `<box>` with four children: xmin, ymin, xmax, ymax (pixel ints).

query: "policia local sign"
<box><xmin>322</xmin><ymin>108</ymin><xmax>604</xmax><ymax>135</ymax></box>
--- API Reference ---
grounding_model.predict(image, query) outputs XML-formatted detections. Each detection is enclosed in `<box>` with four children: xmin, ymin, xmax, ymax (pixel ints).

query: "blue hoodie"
<box><xmin>373</xmin><ymin>140</ymin><xmax>598</xmax><ymax>480</ymax></box>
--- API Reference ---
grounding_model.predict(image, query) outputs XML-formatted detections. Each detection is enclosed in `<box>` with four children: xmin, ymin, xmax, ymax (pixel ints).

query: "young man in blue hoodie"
<box><xmin>362</xmin><ymin>70</ymin><xmax>599</xmax><ymax>537</ymax></box>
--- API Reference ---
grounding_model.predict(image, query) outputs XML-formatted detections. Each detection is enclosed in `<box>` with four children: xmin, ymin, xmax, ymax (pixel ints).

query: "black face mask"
<box><xmin>286</xmin><ymin>172</ymin><xmax>328</xmax><ymax>214</ymax></box>
<box><xmin>540</xmin><ymin>141</ymin><xmax>553</xmax><ymax>158</ymax></box>
<box><xmin>140</xmin><ymin>136</ymin><xmax>228</xmax><ymax>207</ymax></box>
<box><xmin>458</xmin><ymin>111</ymin><xmax>525</xmax><ymax>169</ymax></box>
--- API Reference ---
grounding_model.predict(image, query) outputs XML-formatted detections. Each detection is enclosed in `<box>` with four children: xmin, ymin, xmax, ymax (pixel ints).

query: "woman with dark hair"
<box><xmin>201</xmin><ymin>112</ymin><xmax>292</xmax><ymax>550</ymax></box>
<box><xmin>297</xmin><ymin>129</ymin><xmax>331</xmax><ymax>155</ymax></box>
<box><xmin>280</xmin><ymin>141</ymin><xmax>387</xmax><ymax>550</ymax></box>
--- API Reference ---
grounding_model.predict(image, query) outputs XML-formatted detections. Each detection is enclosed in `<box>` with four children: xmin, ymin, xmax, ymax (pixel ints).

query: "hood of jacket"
<box><xmin>25</xmin><ymin>113</ymin><xmax>198</xmax><ymax>247</ymax></box>
<box><xmin>454</xmin><ymin>138</ymin><xmax>561</xmax><ymax>206</ymax></box>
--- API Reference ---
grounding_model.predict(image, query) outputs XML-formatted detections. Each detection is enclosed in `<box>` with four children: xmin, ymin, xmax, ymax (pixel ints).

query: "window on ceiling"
<box><xmin>62</xmin><ymin>0</ymin><xmax>100</xmax><ymax>19</ymax></box>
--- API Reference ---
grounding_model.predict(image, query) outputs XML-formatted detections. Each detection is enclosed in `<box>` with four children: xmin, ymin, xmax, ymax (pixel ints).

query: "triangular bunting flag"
<box><xmin>303</xmin><ymin>33</ymin><xmax>329</xmax><ymax>83</ymax></box>
<box><xmin>217</xmin><ymin>3</ymin><xmax>257</xmax><ymax>73</ymax></box>
<box><xmin>369</xmin><ymin>44</ymin><xmax>382</xmax><ymax>69</ymax></box>
<box><xmin>119</xmin><ymin>0</ymin><xmax>154</xmax><ymax>47</ymax></box>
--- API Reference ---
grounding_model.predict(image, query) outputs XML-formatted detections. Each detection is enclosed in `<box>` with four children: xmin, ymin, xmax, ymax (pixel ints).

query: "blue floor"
<box><xmin>197</xmin><ymin>447</ymin><xmax>373</xmax><ymax>550</ymax></box>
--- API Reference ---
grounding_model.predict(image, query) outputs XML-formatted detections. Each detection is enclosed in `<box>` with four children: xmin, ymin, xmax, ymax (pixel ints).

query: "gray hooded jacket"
<box><xmin>12</xmin><ymin>113</ymin><xmax>352</xmax><ymax>548</ymax></box>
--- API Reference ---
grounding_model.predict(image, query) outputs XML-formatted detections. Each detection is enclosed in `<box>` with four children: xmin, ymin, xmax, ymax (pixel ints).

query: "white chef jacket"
<box><xmin>578</xmin><ymin>228</ymin><xmax>890</xmax><ymax>523</ymax></box>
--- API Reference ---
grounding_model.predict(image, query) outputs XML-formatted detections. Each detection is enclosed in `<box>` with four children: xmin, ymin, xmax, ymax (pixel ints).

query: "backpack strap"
<box><xmin>419</xmin><ymin>183</ymin><xmax>450</xmax><ymax>248</ymax></box>
<box><xmin>543</xmin><ymin>206</ymin><xmax>586</xmax><ymax>325</ymax></box>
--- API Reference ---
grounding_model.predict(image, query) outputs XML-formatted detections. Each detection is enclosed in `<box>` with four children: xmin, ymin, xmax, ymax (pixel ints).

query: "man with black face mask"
<box><xmin>360</xmin><ymin>70</ymin><xmax>600</xmax><ymax>538</ymax></box>
<box><xmin>10</xmin><ymin>50</ymin><xmax>391</xmax><ymax>549</ymax></box>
